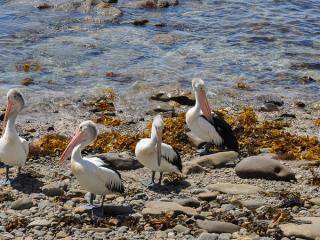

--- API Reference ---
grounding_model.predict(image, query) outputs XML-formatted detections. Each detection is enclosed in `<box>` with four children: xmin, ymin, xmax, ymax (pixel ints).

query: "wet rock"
<box><xmin>187</xmin><ymin>132</ymin><xmax>205</xmax><ymax>148</ymax></box>
<box><xmin>207</xmin><ymin>183</ymin><xmax>262</xmax><ymax>195</ymax></box>
<box><xmin>142</xmin><ymin>0</ymin><xmax>178</xmax><ymax>8</ymax></box>
<box><xmin>28</xmin><ymin>219</ymin><xmax>51</xmax><ymax>227</ymax></box>
<box><xmin>11</xmin><ymin>197</ymin><xmax>34</xmax><ymax>210</ymax></box>
<box><xmin>279</xmin><ymin>217</ymin><xmax>320</xmax><ymax>239</ymax></box>
<box><xmin>132</xmin><ymin>19</ymin><xmax>149</xmax><ymax>26</ymax></box>
<box><xmin>96</xmin><ymin>6</ymin><xmax>122</xmax><ymax>19</ymax></box>
<box><xmin>153</xmin><ymin>33</ymin><xmax>177</xmax><ymax>44</ymax></box>
<box><xmin>21</xmin><ymin>78</ymin><xmax>34</xmax><ymax>86</ymax></box>
<box><xmin>196</xmin><ymin>220</ymin><xmax>240</xmax><ymax>233</ymax></box>
<box><xmin>198</xmin><ymin>192</ymin><xmax>219</xmax><ymax>201</ymax></box>
<box><xmin>173</xmin><ymin>224</ymin><xmax>190</xmax><ymax>234</ymax></box>
<box><xmin>235</xmin><ymin>156</ymin><xmax>296</xmax><ymax>181</ymax></box>
<box><xmin>198</xmin><ymin>232</ymin><xmax>219</xmax><ymax>240</ymax></box>
<box><xmin>257</xmin><ymin>94</ymin><xmax>284</xmax><ymax>106</ymax></box>
<box><xmin>295</xmin><ymin>101</ymin><xmax>306</xmax><ymax>108</ymax></box>
<box><xmin>150</xmin><ymin>91</ymin><xmax>195</xmax><ymax>106</ymax></box>
<box><xmin>191</xmin><ymin>151</ymin><xmax>238</xmax><ymax>168</ymax></box>
<box><xmin>259</xmin><ymin>103</ymin><xmax>279</xmax><ymax>112</ymax></box>
<box><xmin>36</xmin><ymin>3</ymin><xmax>52</xmax><ymax>10</ymax></box>
<box><xmin>175</xmin><ymin>197</ymin><xmax>200</xmax><ymax>208</ymax></box>
<box><xmin>143</xmin><ymin>201</ymin><xmax>197</xmax><ymax>216</ymax></box>
<box><xmin>42</xmin><ymin>182</ymin><xmax>66</xmax><ymax>197</ymax></box>
<box><xmin>182</xmin><ymin>162</ymin><xmax>205</xmax><ymax>175</ymax></box>
<box><xmin>95</xmin><ymin>152</ymin><xmax>143</xmax><ymax>170</ymax></box>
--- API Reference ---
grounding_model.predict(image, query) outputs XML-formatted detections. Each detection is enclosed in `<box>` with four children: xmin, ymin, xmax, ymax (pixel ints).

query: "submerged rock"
<box><xmin>235</xmin><ymin>156</ymin><xmax>296</xmax><ymax>181</ymax></box>
<box><xmin>141</xmin><ymin>0</ymin><xmax>178</xmax><ymax>8</ymax></box>
<box><xmin>153</xmin><ymin>34</ymin><xmax>177</xmax><ymax>44</ymax></box>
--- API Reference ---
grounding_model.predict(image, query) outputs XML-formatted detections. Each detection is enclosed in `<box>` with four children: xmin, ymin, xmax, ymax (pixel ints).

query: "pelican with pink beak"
<box><xmin>135</xmin><ymin>114</ymin><xmax>182</xmax><ymax>187</ymax></box>
<box><xmin>60</xmin><ymin>120</ymin><xmax>124</xmax><ymax>216</ymax></box>
<box><xmin>186</xmin><ymin>78</ymin><xmax>239</xmax><ymax>155</ymax></box>
<box><xmin>0</xmin><ymin>89</ymin><xmax>29</xmax><ymax>185</ymax></box>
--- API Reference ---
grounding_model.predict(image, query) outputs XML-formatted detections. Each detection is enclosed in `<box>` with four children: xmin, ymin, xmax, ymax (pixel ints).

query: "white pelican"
<box><xmin>135</xmin><ymin>114</ymin><xmax>182</xmax><ymax>186</ymax></box>
<box><xmin>60</xmin><ymin>120</ymin><xmax>124</xmax><ymax>216</ymax></box>
<box><xmin>0</xmin><ymin>89</ymin><xmax>28</xmax><ymax>185</ymax></box>
<box><xmin>186</xmin><ymin>78</ymin><xmax>239</xmax><ymax>155</ymax></box>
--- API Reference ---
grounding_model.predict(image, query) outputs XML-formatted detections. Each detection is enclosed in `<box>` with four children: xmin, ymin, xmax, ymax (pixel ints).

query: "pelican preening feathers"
<box><xmin>186</xmin><ymin>78</ymin><xmax>239</xmax><ymax>155</ymax></box>
<box><xmin>135</xmin><ymin>114</ymin><xmax>182</xmax><ymax>186</ymax></box>
<box><xmin>0</xmin><ymin>89</ymin><xmax>29</xmax><ymax>185</ymax></box>
<box><xmin>60</xmin><ymin>120</ymin><xmax>124</xmax><ymax>216</ymax></box>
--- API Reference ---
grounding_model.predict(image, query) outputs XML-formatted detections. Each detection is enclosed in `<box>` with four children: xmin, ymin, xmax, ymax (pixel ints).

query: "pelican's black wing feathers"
<box><xmin>200</xmin><ymin>114</ymin><xmax>239</xmax><ymax>152</ymax></box>
<box><xmin>161</xmin><ymin>148</ymin><xmax>182</xmax><ymax>172</ymax></box>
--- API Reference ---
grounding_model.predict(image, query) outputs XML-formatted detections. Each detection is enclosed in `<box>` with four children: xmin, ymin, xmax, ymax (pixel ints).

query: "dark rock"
<box><xmin>257</xmin><ymin>94</ymin><xmax>284</xmax><ymax>106</ymax></box>
<box><xmin>235</xmin><ymin>156</ymin><xmax>296</xmax><ymax>181</ymax></box>
<box><xmin>295</xmin><ymin>101</ymin><xmax>306</xmax><ymax>108</ymax></box>
<box><xmin>142</xmin><ymin>0</ymin><xmax>178</xmax><ymax>8</ymax></box>
<box><xmin>36</xmin><ymin>3</ymin><xmax>52</xmax><ymax>9</ymax></box>
<box><xmin>94</xmin><ymin>152</ymin><xmax>143</xmax><ymax>170</ymax></box>
<box><xmin>175</xmin><ymin>197</ymin><xmax>200</xmax><ymax>208</ymax></box>
<box><xmin>196</xmin><ymin>220</ymin><xmax>240</xmax><ymax>233</ymax></box>
<box><xmin>150</xmin><ymin>91</ymin><xmax>195</xmax><ymax>106</ymax></box>
<box><xmin>132</xmin><ymin>19</ymin><xmax>149</xmax><ymax>26</ymax></box>
<box><xmin>280</xmin><ymin>113</ymin><xmax>296</xmax><ymax>118</ymax></box>
<box><xmin>11</xmin><ymin>197</ymin><xmax>33</xmax><ymax>210</ymax></box>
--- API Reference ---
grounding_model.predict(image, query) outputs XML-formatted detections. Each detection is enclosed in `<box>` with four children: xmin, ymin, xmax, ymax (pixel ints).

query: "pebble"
<box><xmin>28</xmin><ymin>219</ymin><xmax>51</xmax><ymax>227</ymax></box>
<box><xmin>198</xmin><ymin>232</ymin><xmax>219</xmax><ymax>240</ymax></box>
<box><xmin>42</xmin><ymin>182</ymin><xmax>65</xmax><ymax>197</ymax></box>
<box><xmin>175</xmin><ymin>197</ymin><xmax>201</xmax><ymax>208</ymax></box>
<box><xmin>11</xmin><ymin>197</ymin><xmax>34</xmax><ymax>210</ymax></box>
<box><xmin>173</xmin><ymin>224</ymin><xmax>190</xmax><ymax>234</ymax></box>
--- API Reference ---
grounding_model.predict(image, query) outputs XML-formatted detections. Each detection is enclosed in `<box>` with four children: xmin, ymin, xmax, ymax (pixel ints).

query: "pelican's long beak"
<box><xmin>4</xmin><ymin>100</ymin><xmax>13</xmax><ymax>123</ymax></box>
<box><xmin>156</xmin><ymin>129</ymin><xmax>162</xmax><ymax>166</ymax></box>
<box><xmin>60</xmin><ymin>130</ymin><xmax>85</xmax><ymax>163</ymax></box>
<box><xmin>198</xmin><ymin>88</ymin><xmax>212</xmax><ymax>122</ymax></box>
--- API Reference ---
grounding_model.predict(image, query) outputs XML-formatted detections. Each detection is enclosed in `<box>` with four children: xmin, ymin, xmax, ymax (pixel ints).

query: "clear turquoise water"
<box><xmin>0</xmin><ymin>0</ymin><xmax>319</xmax><ymax>99</ymax></box>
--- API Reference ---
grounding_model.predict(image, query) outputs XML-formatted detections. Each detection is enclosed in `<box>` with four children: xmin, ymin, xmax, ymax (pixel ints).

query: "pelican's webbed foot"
<box><xmin>197</xmin><ymin>143</ymin><xmax>213</xmax><ymax>156</ymax></box>
<box><xmin>142</xmin><ymin>179</ymin><xmax>157</xmax><ymax>188</ymax></box>
<box><xmin>0</xmin><ymin>178</ymin><xmax>12</xmax><ymax>186</ymax></box>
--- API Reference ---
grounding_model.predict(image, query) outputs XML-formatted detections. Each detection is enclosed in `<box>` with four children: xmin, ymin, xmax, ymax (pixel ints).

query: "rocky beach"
<box><xmin>0</xmin><ymin>0</ymin><xmax>320</xmax><ymax>239</ymax></box>
<box><xmin>0</xmin><ymin>85</ymin><xmax>319</xmax><ymax>240</ymax></box>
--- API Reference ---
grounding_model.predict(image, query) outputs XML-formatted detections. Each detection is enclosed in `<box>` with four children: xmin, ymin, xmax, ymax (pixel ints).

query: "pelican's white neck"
<box><xmin>3</xmin><ymin>115</ymin><xmax>18</xmax><ymax>138</ymax></box>
<box><xmin>71</xmin><ymin>143</ymin><xmax>85</xmax><ymax>163</ymax></box>
<box><xmin>150</xmin><ymin>126</ymin><xmax>157</xmax><ymax>146</ymax></box>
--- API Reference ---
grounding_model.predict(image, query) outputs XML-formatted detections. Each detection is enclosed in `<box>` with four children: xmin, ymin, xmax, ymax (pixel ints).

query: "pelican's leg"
<box><xmin>197</xmin><ymin>142</ymin><xmax>213</xmax><ymax>156</ymax></box>
<box><xmin>93</xmin><ymin>195</ymin><xmax>105</xmax><ymax>217</ymax></box>
<box><xmin>143</xmin><ymin>171</ymin><xmax>156</xmax><ymax>187</ymax></box>
<box><xmin>158</xmin><ymin>172</ymin><xmax>163</xmax><ymax>185</ymax></box>
<box><xmin>17</xmin><ymin>167</ymin><xmax>21</xmax><ymax>175</ymax></box>
<box><xmin>80</xmin><ymin>193</ymin><xmax>96</xmax><ymax>210</ymax></box>
<box><xmin>0</xmin><ymin>166</ymin><xmax>12</xmax><ymax>186</ymax></box>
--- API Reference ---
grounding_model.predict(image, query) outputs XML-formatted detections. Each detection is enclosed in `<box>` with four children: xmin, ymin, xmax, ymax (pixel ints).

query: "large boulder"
<box><xmin>280</xmin><ymin>217</ymin><xmax>320</xmax><ymax>239</ymax></box>
<box><xmin>235</xmin><ymin>156</ymin><xmax>296</xmax><ymax>181</ymax></box>
<box><xmin>191</xmin><ymin>151</ymin><xmax>238</xmax><ymax>168</ymax></box>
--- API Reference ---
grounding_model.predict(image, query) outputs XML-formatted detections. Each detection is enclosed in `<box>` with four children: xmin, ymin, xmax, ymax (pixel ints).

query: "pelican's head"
<box><xmin>191</xmin><ymin>78</ymin><xmax>212</xmax><ymax>122</ymax></box>
<box><xmin>192</xmin><ymin>78</ymin><xmax>205</xmax><ymax>92</ymax></box>
<box><xmin>60</xmin><ymin>120</ymin><xmax>98</xmax><ymax>162</ymax></box>
<box><xmin>152</xmin><ymin>114</ymin><xmax>164</xmax><ymax>166</ymax></box>
<box><xmin>4</xmin><ymin>89</ymin><xmax>25</xmax><ymax>122</ymax></box>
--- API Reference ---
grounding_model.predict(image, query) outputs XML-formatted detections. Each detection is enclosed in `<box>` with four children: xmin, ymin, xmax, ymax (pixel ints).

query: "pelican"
<box><xmin>135</xmin><ymin>114</ymin><xmax>182</xmax><ymax>187</ymax></box>
<box><xmin>186</xmin><ymin>78</ymin><xmax>239</xmax><ymax>155</ymax></box>
<box><xmin>60</xmin><ymin>120</ymin><xmax>124</xmax><ymax>216</ymax></box>
<box><xmin>0</xmin><ymin>89</ymin><xmax>28</xmax><ymax>185</ymax></box>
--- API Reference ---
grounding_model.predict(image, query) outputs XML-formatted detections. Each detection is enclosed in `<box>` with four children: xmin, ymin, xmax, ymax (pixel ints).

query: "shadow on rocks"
<box><xmin>148</xmin><ymin>180</ymin><xmax>191</xmax><ymax>193</ymax></box>
<box><xmin>11</xmin><ymin>173</ymin><xmax>43</xmax><ymax>194</ymax></box>
<box><xmin>101</xmin><ymin>205</ymin><xmax>134</xmax><ymax>217</ymax></box>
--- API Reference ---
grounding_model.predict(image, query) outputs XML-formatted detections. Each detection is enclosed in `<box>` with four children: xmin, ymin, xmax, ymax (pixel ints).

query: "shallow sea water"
<box><xmin>0</xmin><ymin>0</ymin><xmax>319</xmax><ymax>105</ymax></box>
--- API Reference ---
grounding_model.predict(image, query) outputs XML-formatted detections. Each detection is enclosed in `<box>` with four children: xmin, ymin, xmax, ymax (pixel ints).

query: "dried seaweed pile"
<box><xmin>224</xmin><ymin>107</ymin><xmax>320</xmax><ymax>160</ymax></box>
<box><xmin>30</xmin><ymin>134</ymin><xmax>70</xmax><ymax>157</ymax></box>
